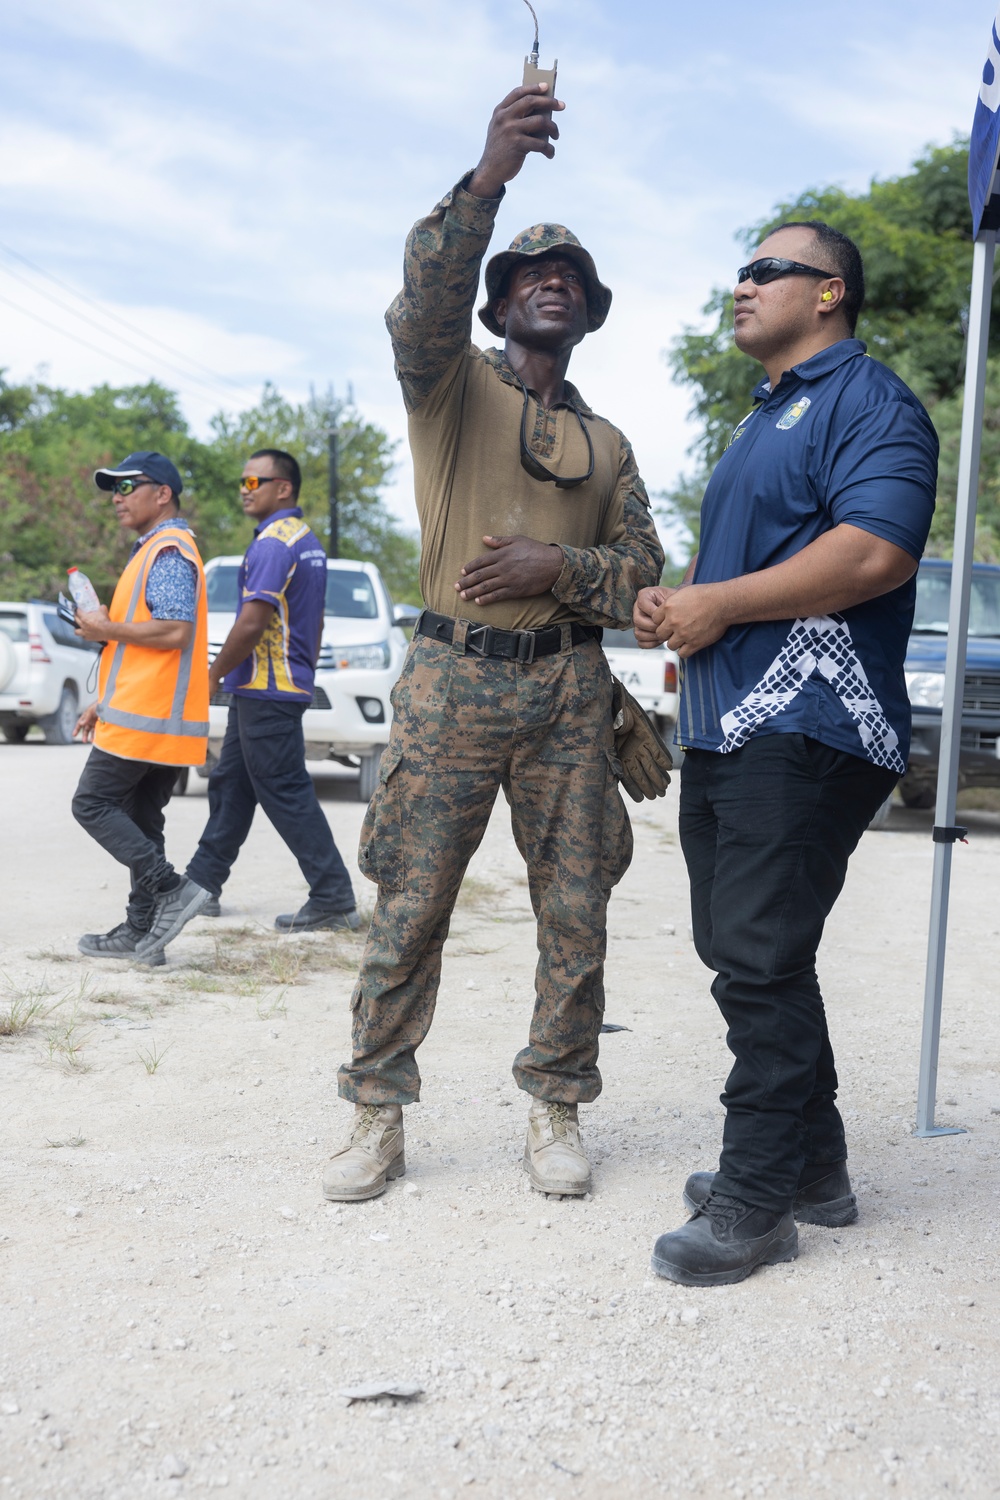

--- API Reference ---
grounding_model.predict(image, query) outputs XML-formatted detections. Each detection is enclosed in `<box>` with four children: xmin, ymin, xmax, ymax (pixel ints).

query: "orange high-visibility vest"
<box><xmin>95</xmin><ymin>525</ymin><xmax>209</xmax><ymax>767</ymax></box>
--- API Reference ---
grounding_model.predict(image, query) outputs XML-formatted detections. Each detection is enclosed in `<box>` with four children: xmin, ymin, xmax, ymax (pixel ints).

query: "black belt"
<box><xmin>415</xmin><ymin>609</ymin><xmax>600</xmax><ymax>664</ymax></box>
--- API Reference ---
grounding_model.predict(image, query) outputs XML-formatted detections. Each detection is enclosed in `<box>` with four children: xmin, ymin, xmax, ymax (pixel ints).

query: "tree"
<box><xmin>0</xmin><ymin>376</ymin><xmax>421</xmax><ymax>603</ymax></box>
<box><xmin>201</xmin><ymin>384</ymin><xmax>420</xmax><ymax>601</ymax></box>
<box><xmin>660</xmin><ymin>138</ymin><xmax>1000</xmax><ymax>560</ymax></box>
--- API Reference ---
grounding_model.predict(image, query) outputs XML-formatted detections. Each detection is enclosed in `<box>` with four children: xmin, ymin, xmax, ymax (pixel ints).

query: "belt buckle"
<box><xmin>466</xmin><ymin>624</ymin><xmax>494</xmax><ymax>658</ymax></box>
<box><xmin>515</xmin><ymin>630</ymin><xmax>536</xmax><ymax>664</ymax></box>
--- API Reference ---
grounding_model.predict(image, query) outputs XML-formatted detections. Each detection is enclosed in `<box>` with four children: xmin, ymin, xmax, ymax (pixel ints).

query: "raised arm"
<box><xmin>385</xmin><ymin>85</ymin><xmax>564</xmax><ymax>413</ymax></box>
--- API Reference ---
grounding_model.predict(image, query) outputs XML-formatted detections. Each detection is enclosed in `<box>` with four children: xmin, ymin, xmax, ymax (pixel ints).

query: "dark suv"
<box><xmin>900</xmin><ymin>558</ymin><xmax>1000</xmax><ymax>807</ymax></box>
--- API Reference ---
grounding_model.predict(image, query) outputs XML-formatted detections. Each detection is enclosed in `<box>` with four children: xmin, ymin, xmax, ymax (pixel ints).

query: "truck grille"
<box><xmin>964</xmin><ymin>673</ymin><xmax>1000</xmax><ymax>713</ymax></box>
<box><xmin>961</xmin><ymin>728</ymin><xmax>999</xmax><ymax>754</ymax></box>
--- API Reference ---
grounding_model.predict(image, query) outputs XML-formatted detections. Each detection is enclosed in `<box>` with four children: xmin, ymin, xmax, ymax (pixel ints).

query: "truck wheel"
<box><xmin>899</xmin><ymin>779</ymin><xmax>935</xmax><ymax>810</ymax></box>
<box><xmin>42</xmin><ymin>686</ymin><xmax>78</xmax><ymax>745</ymax></box>
<box><xmin>2</xmin><ymin>724</ymin><xmax>29</xmax><ymax>743</ymax></box>
<box><xmin>358</xmin><ymin>747</ymin><xmax>384</xmax><ymax>802</ymax></box>
<box><xmin>195</xmin><ymin>751</ymin><xmax>218</xmax><ymax>780</ymax></box>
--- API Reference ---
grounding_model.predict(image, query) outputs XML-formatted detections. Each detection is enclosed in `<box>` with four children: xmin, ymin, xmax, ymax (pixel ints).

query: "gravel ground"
<box><xmin>1</xmin><ymin>743</ymin><xmax>998</xmax><ymax>1500</ymax></box>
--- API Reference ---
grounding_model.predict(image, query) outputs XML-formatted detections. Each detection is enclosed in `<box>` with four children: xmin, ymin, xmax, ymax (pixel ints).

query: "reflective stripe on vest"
<box><xmin>95</xmin><ymin>527</ymin><xmax>209</xmax><ymax>766</ymax></box>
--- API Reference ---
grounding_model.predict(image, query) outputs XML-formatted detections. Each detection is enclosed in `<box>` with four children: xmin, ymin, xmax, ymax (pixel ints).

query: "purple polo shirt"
<box><xmin>224</xmin><ymin>508</ymin><xmax>328</xmax><ymax>700</ymax></box>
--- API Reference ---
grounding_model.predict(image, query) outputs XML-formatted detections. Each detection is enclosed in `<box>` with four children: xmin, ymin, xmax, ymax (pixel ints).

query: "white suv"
<box><xmin>600</xmin><ymin>626</ymin><xmax>680</xmax><ymax>746</ymax></box>
<box><xmin>0</xmin><ymin>600</ymin><xmax>100</xmax><ymax>744</ymax></box>
<box><xmin>202</xmin><ymin>556</ymin><xmax>416</xmax><ymax>799</ymax></box>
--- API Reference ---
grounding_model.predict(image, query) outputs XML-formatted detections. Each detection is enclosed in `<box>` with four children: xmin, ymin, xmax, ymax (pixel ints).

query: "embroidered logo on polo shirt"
<box><xmin>776</xmin><ymin>397</ymin><xmax>812</xmax><ymax>430</ymax></box>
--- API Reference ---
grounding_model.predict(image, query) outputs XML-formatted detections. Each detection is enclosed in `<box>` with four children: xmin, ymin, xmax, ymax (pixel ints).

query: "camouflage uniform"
<box><xmin>337</xmin><ymin>175</ymin><xmax>664</xmax><ymax>1107</ymax></box>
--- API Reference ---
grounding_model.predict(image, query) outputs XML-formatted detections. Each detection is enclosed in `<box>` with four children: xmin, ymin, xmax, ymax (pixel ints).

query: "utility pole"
<box><xmin>327</xmin><ymin>428</ymin><xmax>339</xmax><ymax>559</ymax></box>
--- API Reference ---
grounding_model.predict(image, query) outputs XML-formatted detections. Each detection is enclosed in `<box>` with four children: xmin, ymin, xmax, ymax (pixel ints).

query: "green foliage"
<box><xmin>660</xmin><ymin>138</ymin><xmax>1000</xmax><ymax>561</ymax></box>
<box><xmin>201</xmin><ymin>384</ymin><xmax>420</xmax><ymax>602</ymax></box>
<box><xmin>0</xmin><ymin>376</ymin><xmax>421</xmax><ymax>603</ymax></box>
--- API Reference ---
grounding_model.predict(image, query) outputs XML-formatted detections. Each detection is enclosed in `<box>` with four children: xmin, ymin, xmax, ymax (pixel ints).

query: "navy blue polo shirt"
<box><xmin>677</xmin><ymin>340</ymin><xmax>938</xmax><ymax>772</ymax></box>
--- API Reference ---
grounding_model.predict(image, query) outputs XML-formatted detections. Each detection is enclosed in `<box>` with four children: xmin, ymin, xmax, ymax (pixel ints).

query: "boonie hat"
<box><xmin>94</xmin><ymin>450</ymin><xmax>184</xmax><ymax>498</ymax></box>
<box><xmin>478</xmin><ymin>225</ymin><xmax>613</xmax><ymax>339</ymax></box>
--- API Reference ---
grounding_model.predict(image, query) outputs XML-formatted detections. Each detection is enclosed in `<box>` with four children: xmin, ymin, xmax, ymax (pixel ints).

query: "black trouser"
<box><xmin>72</xmin><ymin>748</ymin><xmax>180</xmax><ymax>933</ymax></box>
<box><xmin>678</xmin><ymin>733</ymin><xmax>897</xmax><ymax>1214</ymax></box>
<box><xmin>186</xmin><ymin>696</ymin><xmax>355</xmax><ymax>910</ymax></box>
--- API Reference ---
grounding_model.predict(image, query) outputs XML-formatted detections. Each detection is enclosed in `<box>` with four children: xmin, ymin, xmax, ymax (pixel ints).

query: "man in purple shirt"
<box><xmin>162</xmin><ymin>448</ymin><xmax>358</xmax><ymax>943</ymax></box>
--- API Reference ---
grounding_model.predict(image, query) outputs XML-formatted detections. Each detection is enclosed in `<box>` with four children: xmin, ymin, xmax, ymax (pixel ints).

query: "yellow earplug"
<box><xmin>821</xmin><ymin>291</ymin><xmax>834</xmax><ymax>302</ymax></box>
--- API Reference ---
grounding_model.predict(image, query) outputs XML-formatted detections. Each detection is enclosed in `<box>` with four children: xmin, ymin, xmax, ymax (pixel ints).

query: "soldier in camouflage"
<box><xmin>325</xmin><ymin>83</ymin><xmax>664</xmax><ymax>1202</ymax></box>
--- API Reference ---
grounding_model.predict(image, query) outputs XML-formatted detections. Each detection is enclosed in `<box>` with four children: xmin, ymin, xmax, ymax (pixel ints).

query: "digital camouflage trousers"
<box><xmin>337</xmin><ymin>628</ymin><xmax>634</xmax><ymax>1105</ymax></box>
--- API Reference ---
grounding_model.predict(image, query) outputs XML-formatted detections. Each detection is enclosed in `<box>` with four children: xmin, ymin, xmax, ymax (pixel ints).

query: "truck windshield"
<box><xmin>206</xmin><ymin>565</ymin><xmax>379</xmax><ymax>620</ymax></box>
<box><xmin>914</xmin><ymin>568</ymin><xmax>1000</xmax><ymax>637</ymax></box>
<box><xmin>326</xmin><ymin>571</ymin><xmax>378</xmax><ymax>619</ymax></box>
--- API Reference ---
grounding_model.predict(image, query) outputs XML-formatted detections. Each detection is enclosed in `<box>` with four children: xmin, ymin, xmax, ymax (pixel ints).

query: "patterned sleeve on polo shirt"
<box><xmin>145</xmin><ymin>549</ymin><xmax>197</xmax><ymax>622</ymax></box>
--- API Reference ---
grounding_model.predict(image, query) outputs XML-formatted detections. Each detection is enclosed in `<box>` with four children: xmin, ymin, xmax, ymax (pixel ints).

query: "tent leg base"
<box><xmin>913</xmin><ymin>1125</ymin><xmax>967</xmax><ymax>1138</ymax></box>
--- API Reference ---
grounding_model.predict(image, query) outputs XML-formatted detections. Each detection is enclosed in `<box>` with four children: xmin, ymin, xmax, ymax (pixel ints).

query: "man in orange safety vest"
<box><xmin>72</xmin><ymin>451</ymin><xmax>212</xmax><ymax>965</ymax></box>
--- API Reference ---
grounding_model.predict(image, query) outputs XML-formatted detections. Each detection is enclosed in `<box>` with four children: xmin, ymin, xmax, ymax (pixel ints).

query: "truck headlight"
<box><xmin>330</xmin><ymin>642</ymin><xmax>390</xmax><ymax>670</ymax></box>
<box><xmin>904</xmin><ymin>670</ymin><xmax>945</xmax><ymax>708</ymax></box>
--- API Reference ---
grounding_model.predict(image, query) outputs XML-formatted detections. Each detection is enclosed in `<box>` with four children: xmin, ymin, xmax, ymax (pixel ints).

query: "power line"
<box><xmin>0</xmin><ymin>258</ymin><xmax>243</xmax><ymax>406</ymax></box>
<box><xmin>0</xmin><ymin>240</ymin><xmax>255</xmax><ymax>397</ymax></box>
<box><xmin>0</xmin><ymin>288</ymin><xmax>188</xmax><ymax>385</ymax></box>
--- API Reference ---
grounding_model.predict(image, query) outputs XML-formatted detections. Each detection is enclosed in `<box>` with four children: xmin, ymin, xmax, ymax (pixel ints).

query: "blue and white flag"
<box><xmin>971</xmin><ymin>6</ymin><xmax>1000</xmax><ymax>235</ymax></box>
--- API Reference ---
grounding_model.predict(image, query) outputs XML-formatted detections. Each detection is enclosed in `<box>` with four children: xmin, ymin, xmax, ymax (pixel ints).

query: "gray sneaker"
<box><xmin>135</xmin><ymin>878</ymin><xmax>210</xmax><ymax>957</ymax></box>
<box><xmin>201</xmin><ymin>896</ymin><xmax>222</xmax><ymax>918</ymax></box>
<box><xmin>78</xmin><ymin>923</ymin><xmax>166</xmax><ymax>967</ymax></box>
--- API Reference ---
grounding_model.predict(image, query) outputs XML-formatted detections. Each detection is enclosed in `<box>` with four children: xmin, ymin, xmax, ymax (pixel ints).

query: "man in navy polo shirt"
<box><xmin>170</xmin><ymin>448</ymin><xmax>358</xmax><ymax>940</ymax></box>
<box><xmin>635</xmin><ymin>221</ymin><xmax>938</xmax><ymax>1286</ymax></box>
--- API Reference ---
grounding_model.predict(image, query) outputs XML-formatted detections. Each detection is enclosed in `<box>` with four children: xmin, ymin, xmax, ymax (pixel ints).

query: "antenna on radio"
<box><xmin>523</xmin><ymin>0</ymin><xmax>541</xmax><ymax>67</ymax></box>
<box><xmin>520</xmin><ymin>0</ymin><xmax>557</xmax><ymax>95</ymax></box>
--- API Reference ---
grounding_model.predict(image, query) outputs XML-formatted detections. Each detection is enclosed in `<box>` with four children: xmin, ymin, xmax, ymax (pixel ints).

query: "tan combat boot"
<box><xmin>322</xmin><ymin>1103</ymin><xmax>405</xmax><ymax>1202</ymax></box>
<box><xmin>524</xmin><ymin>1099</ymin><xmax>592</xmax><ymax>1196</ymax></box>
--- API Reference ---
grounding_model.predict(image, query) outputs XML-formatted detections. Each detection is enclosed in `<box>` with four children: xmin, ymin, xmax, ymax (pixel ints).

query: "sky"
<box><xmin>0</xmin><ymin>1</ymin><xmax>994</xmax><ymax>559</ymax></box>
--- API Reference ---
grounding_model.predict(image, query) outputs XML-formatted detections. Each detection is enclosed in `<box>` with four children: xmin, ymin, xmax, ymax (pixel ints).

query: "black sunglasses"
<box><xmin>737</xmin><ymin>257</ymin><xmax>838</xmax><ymax>285</ymax></box>
<box><xmin>111</xmin><ymin>477</ymin><xmax>156</xmax><ymax>496</ymax></box>
<box><xmin>518</xmin><ymin>383</ymin><xmax>594</xmax><ymax>489</ymax></box>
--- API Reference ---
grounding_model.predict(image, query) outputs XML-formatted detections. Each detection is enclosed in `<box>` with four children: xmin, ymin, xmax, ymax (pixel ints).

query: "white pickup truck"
<box><xmin>201</xmin><ymin>556</ymin><xmax>418</xmax><ymax>800</ymax></box>
<box><xmin>600</xmin><ymin>626</ymin><xmax>680</xmax><ymax>746</ymax></box>
<box><xmin>0</xmin><ymin>599</ymin><xmax>100</xmax><ymax>743</ymax></box>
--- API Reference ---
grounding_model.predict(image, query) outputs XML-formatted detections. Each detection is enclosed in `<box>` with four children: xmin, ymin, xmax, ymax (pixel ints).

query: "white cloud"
<box><xmin>0</xmin><ymin>0</ymin><xmax>990</xmax><ymax>551</ymax></box>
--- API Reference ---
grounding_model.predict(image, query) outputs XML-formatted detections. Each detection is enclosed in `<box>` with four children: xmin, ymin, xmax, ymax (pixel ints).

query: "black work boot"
<box><xmin>78</xmin><ymin>923</ymin><xmax>165</xmax><ymax>967</ymax></box>
<box><xmin>683</xmin><ymin>1161</ymin><xmax>858</xmax><ymax>1228</ymax></box>
<box><xmin>651</xmin><ymin>1192</ymin><xmax>798</xmax><ymax>1287</ymax></box>
<box><xmin>274</xmin><ymin>899</ymin><xmax>360</xmax><ymax>933</ymax></box>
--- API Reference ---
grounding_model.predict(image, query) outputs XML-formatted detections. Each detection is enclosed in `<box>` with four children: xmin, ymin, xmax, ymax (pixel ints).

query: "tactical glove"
<box><xmin>610</xmin><ymin>676</ymin><xmax>673</xmax><ymax>802</ymax></box>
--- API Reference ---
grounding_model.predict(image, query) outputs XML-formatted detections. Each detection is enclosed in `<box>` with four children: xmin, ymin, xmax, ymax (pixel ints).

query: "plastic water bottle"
<box><xmin>67</xmin><ymin>568</ymin><xmax>100</xmax><ymax>612</ymax></box>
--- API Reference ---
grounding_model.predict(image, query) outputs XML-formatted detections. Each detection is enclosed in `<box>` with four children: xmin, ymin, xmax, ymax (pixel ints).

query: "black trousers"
<box><xmin>678</xmin><ymin>733</ymin><xmax>897</xmax><ymax>1214</ymax></box>
<box><xmin>72</xmin><ymin>747</ymin><xmax>179</xmax><ymax>933</ymax></box>
<box><xmin>186</xmin><ymin>696</ymin><xmax>355</xmax><ymax>910</ymax></box>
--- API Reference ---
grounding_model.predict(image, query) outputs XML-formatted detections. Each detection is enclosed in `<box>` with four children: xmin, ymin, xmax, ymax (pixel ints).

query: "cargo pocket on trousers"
<box><xmin>601</xmin><ymin>749</ymin><xmax>634</xmax><ymax>891</ymax></box>
<box><xmin>357</xmin><ymin>741</ymin><xmax>405</xmax><ymax>891</ymax></box>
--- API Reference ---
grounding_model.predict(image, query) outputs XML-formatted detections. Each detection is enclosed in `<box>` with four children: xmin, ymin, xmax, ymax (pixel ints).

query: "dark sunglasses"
<box><xmin>240</xmin><ymin>474</ymin><xmax>284</xmax><ymax>493</ymax></box>
<box><xmin>737</xmin><ymin>257</ymin><xmax>838</xmax><ymax>286</ymax></box>
<box><xmin>111</xmin><ymin>477</ymin><xmax>156</xmax><ymax>496</ymax></box>
<box><xmin>519</xmin><ymin>383</ymin><xmax>594</xmax><ymax>489</ymax></box>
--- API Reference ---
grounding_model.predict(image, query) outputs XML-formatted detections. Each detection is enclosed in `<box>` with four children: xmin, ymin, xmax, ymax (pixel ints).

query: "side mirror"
<box><xmin>393</xmin><ymin>602</ymin><xmax>422</xmax><ymax>626</ymax></box>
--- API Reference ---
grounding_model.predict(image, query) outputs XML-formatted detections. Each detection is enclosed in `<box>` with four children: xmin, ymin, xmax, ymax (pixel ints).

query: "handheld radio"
<box><xmin>521</xmin><ymin>0</ymin><xmax>557</xmax><ymax>95</ymax></box>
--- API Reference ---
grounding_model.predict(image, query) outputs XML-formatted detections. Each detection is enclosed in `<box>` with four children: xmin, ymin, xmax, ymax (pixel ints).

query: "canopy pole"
<box><xmin>915</xmin><ymin>228</ymin><xmax>996</xmax><ymax>1138</ymax></box>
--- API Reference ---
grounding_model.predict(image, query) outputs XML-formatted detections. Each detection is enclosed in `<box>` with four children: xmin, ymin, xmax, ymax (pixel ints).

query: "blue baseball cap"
<box><xmin>94</xmin><ymin>450</ymin><xmax>184</xmax><ymax>499</ymax></box>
